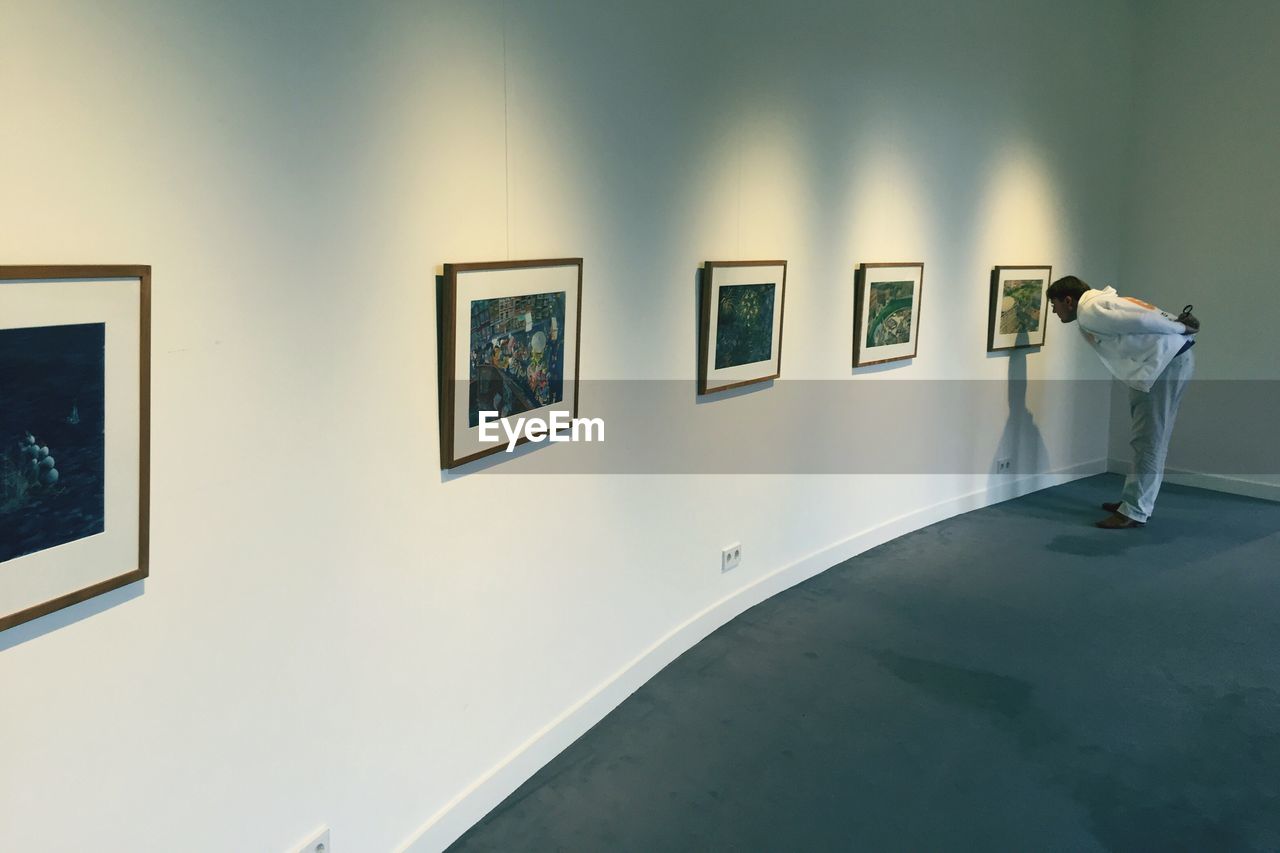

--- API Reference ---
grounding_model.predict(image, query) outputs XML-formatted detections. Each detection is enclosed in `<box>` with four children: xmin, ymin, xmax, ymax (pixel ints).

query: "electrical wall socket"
<box><xmin>289</xmin><ymin>827</ymin><xmax>330</xmax><ymax>853</ymax></box>
<box><xmin>721</xmin><ymin>543</ymin><xmax>741</xmax><ymax>572</ymax></box>
<box><xmin>996</xmin><ymin>457</ymin><xmax>1012</xmax><ymax>473</ymax></box>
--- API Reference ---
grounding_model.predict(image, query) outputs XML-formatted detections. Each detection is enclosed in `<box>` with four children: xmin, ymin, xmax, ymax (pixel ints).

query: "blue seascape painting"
<box><xmin>467</xmin><ymin>291</ymin><xmax>567</xmax><ymax>427</ymax></box>
<box><xmin>0</xmin><ymin>323</ymin><xmax>106</xmax><ymax>563</ymax></box>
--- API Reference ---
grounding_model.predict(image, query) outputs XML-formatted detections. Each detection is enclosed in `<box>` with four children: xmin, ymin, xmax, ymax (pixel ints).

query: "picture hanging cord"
<box><xmin>502</xmin><ymin>0</ymin><xmax>511</xmax><ymax>260</ymax></box>
<box><xmin>737</xmin><ymin>135</ymin><xmax>743</xmax><ymax>257</ymax></box>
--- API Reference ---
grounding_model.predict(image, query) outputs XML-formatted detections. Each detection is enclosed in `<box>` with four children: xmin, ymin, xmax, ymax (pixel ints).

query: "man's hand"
<box><xmin>1177</xmin><ymin>305</ymin><xmax>1200</xmax><ymax>334</ymax></box>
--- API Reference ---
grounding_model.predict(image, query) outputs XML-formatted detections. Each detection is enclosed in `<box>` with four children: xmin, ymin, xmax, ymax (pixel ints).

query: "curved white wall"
<box><xmin>1</xmin><ymin>1</ymin><xmax>1132</xmax><ymax>850</ymax></box>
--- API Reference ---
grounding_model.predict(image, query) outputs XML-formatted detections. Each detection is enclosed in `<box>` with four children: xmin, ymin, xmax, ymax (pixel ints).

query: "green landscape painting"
<box><xmin>999</xmin><ymin>279</ymin><xmax>1043</xmax><ymax>335</ymax></box>
<box><xmin>865</xmin><ymin>281</ymin><xmax>914</xmax><ymax>347</ymax></box>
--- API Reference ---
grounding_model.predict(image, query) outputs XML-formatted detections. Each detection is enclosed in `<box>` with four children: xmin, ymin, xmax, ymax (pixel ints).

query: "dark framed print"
<box><xmin>853</xmin><ymin>262</ymin><xmax>924</xmax><ymax>367</ymax></box>
<box><xmin>699</xmin><ymin>260</ymin><xmax>787</xmax><ymax>394</ymax></box>
<box><xmin>440</xmin><ymin>258</ymin><xmax>583</xmax><ymax>469</ymax></box>
<box><xmin>988</xmin><ymin>265</ymin><xmax>1052</xmax><ymax>351</ymax></box>
<box><xmin>1</xmin><ymin>265</ymin><xmax>151</xmax><ymax>632</ymax></box>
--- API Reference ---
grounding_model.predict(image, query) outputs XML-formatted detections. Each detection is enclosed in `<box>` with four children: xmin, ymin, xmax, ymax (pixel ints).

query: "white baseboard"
<box><xmin>398</xmin><ymin>459</ymin><xmax>1107</xmax><ymax>852</ymax></box>
<box><xmin>1108</xmin><ymin>457</ymin><xmax>1280</xmax><ymax>503</ymax></box>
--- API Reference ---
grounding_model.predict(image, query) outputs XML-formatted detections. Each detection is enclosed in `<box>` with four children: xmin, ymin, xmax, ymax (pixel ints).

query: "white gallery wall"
<box><xmin>1</xmin><ymin>1</ymin><xmax>1132</xmax><ymax>850</ymax></box>
<box><xmin>1111</xmin><ymin>0</ymin><xmax>1280</xmax><ymax>496</ymax></box>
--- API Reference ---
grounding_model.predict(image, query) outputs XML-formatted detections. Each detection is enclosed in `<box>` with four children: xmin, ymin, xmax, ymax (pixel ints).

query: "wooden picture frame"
<box><xmin>1</xmin><ymin>265</ymin><xmax>151</xmax><ymax>632</ymax></box>
<box><xmin>699</xmin><ymin>260</ymin><xmax>787</xmax><ymax>394</ymax></box>
<box><xmin>988</xmin><ymin>265</ymin><xmax>1052</xmax><ymax>351</ymax></box>
<box><xmin>440</xmin><ymin>258</ymin><xmax>583</xmax><ymax>469</ymax></box>
<box><xmin>853</xmin><ymin>262</ymin><xmax>924</xmax><ymax>367</ymax></box>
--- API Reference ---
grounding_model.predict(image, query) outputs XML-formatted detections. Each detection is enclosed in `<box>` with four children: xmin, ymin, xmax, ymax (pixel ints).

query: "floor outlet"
<box><xmin>289</xmin><ymin>827</ymin><xmax>330</xmax><ymax>853</ymax></box>
<box><xmin>722</xmin><ymin>543</ymin><xmax>742</xmax><ymax>572</ymax></box>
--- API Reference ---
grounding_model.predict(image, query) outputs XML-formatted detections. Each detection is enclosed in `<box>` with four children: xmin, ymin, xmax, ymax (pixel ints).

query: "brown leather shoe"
<box><xmin>1096</xmin><ymin>512</ymin><xmax>1144</xmax><ymax>529</ymax></box>
<box><xmin>1101</xmin><ymin>501</ymin><xmax>1121</xmax><ymax>513</ymax></box>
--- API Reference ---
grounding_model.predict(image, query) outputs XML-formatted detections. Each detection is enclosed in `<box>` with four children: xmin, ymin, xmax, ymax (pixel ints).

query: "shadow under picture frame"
<box><xmin>0</xmin><ymin>265</ymin><xmax>151</xmax><ymax>633</ymax></box>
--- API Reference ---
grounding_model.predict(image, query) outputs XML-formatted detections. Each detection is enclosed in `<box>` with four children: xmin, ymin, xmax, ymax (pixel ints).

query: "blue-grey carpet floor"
<box><xmin>450</xmin><ymin>474</ymin><xmax>1280</xmax><ymax>851</ymax></box>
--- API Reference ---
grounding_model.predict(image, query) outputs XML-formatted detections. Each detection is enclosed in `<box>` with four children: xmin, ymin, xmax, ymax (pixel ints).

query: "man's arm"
<box><xmin>1079</xmin><ymin>294</ymin><xmax>1191</xmax><ymax>336</ymax></box>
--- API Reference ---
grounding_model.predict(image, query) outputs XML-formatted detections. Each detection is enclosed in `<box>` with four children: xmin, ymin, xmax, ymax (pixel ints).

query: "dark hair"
<box><xmin>1047</xmin><ymin>275</ymin><xmax>1090</xmax><ymax>302</ymax></box>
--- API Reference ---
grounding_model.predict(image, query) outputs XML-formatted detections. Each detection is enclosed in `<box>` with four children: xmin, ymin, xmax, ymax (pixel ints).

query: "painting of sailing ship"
<box><xmin>467</xmin><ymin>291</ymin><xmax>567</xmax><ymax>427</ymax></box>
<box><xmin>0</xmin><ymin>323</ymin><xmax>106</xmax><ymax>563</ymax></box>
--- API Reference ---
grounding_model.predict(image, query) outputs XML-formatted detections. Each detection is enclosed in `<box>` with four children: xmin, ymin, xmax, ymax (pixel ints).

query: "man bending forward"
<box><xmin>1047</xmin><ymin>275</ymin><xmax>1200</xmax><ymax>529</ymax></box>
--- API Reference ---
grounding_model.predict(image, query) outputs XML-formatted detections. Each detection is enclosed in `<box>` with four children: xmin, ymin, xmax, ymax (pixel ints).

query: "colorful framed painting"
<box><xmin>1</xmin><ymin>266</ymin><xmax>151</xmax><ymax>632</ymax></box>
<box><xmin>853</xmin><ymin>262</ymin><xmax>924</xmax><ymax>367</ymax></box>
<box><xmin>440</xmin><ymin>258</ymin><xmax>583</xmax><ymax>468</ymax></box>
<box><xmin>988</xmin><ymin>265</ymin><xmax>1052</xmax><ymax>351</ymax></box>
<box><xmin>699</xmin><ymin>260</ymin><xmax>787</xmax><ymax>394</ymax></box>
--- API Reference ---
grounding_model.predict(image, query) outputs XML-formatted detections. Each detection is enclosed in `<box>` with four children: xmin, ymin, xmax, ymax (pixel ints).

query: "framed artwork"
<box><xmin>1</xmin><ymin>266</ymin><xmax>150</xmax><ymax>632</ymax></box>
<box><xmin>988</xmin><ymin>265</ymin><xmax>1052</xmax><ymax>351</ymax></box>
<box><xmin>853</xmin><ymin>262</ymin><xmax>924</xmax><ymax>367</ymax></box>
<box><xmin>699</xmin><ymin>260</ymin><xmax>787</xmax><ymax>394</ymax></box>
<box><xmin>440</xmin><ymin>258</ymin><xmax>583</xmax><ymax>468</ymax></box>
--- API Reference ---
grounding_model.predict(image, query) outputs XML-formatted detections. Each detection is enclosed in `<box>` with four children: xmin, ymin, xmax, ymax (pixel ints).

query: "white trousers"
<box><xmin>1120</xmin><ymin>347</ymin><xmax>1195</xmax><ymax>522</ymax></box>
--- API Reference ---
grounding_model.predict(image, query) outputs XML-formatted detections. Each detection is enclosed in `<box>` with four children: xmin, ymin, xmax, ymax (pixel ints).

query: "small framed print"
<box><xmin>699</xmin><ymin>260</ymin><xmax>787</xmax><ymax>394</ymax></box>
<box><xmin>1</xmin><ymin>265</ymin><xmax>150</xmax><ymax>633</ymax></box>
<box><xmin>440</xmin><ymin>258</ymin><xmax>583</xmax><ymax>469</ymax></box>
<box><xmin>988</xmin><ymin>265</ymin><xmax>1052</xmax><ymax>351</ymax></box>
<box><xmin>853</xmin><ymin>262</ymin><xmax>924</xmax><ymax>367</ymax></box>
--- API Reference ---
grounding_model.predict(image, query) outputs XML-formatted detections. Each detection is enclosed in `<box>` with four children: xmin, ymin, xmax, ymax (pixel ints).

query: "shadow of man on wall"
<box><xmin>992</xmin><ymin>340</ymin><xmax>1049</xmax><ymax>481</ymax></box>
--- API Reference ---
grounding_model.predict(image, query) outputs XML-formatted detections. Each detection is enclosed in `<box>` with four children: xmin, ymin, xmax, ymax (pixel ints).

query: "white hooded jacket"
<box><xmin>1075</xmin><ymin>287</ymin><xmax>1193</xmax><ymax>392</ymax></box>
